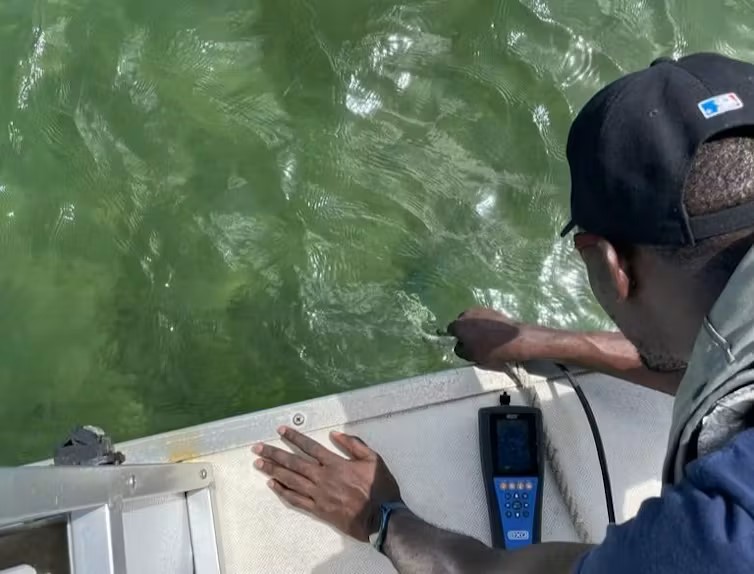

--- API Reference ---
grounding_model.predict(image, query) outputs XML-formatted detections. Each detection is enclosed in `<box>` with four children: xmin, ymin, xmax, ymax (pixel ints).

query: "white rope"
<box><xmin>509</xmin><ymin>364</ymin><xmax>593</xmax><ymax>544</ymax></box>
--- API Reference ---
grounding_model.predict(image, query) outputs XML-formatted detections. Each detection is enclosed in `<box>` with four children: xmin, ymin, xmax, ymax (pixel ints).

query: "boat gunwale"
<box><xmin>112</xmin><ymin>367</ymin><xmax>519</xmax><ymax>464</ymax></box>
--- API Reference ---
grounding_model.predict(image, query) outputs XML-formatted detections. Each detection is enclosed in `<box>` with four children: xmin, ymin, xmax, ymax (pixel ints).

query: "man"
<box><xmin>253</xmin><ymin>53</ymin><xmax>754</xmax><ymax>573</ymax></box>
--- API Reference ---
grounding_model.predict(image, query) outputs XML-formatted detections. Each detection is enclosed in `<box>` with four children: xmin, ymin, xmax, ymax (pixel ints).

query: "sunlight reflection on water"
<box><xmin>2</xmin><ymin>0</ymin><xmax>754</xmax><ymax>463</ymax></box>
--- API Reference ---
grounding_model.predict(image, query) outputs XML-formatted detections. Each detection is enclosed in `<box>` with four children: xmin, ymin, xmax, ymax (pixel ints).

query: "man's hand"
<box><xmin>447</xmin><ymin>308</ymin><xmax>547</xmax><ymax>368</ymax></box>
<box><xmin>252</xmin><ymin>426</ymin><xmax>402</xmax><ymax>542</ymax></box>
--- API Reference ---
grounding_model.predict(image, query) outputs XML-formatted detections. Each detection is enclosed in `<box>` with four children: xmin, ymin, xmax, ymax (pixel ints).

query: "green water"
<box><xmin>2</xmin><ymin>0</ymin><xmax>754</xmax><ymax>465</ymax></box>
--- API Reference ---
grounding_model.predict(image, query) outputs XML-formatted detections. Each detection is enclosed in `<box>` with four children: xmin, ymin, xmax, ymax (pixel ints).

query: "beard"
<box><xmin>639</xmin><ymin>351</ymin><xmax>688</xmax><ymax>373</ymax></box>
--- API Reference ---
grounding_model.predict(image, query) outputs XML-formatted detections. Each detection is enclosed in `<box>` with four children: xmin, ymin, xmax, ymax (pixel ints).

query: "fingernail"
<box><xmin>254</xmin><ymin>459</ymin><xmax>264</xmax><ymax>470</ymax></box>
<box><xmin>251</xmin><ymin>444</ymin><xmax>263</xmax><ymax>454</ymax></box>
<box><xmin>330</xmin><ymin>430</ymin><xmax>342</xmax><ymax>436</ymax></box>
<box><xmin>277</xmin><ymin>426</ymin><xmax>288</xmax><ymax>436</ymax></box>
<box><xmin>267</xmin><ymin>480</ymin><xmax>276</xmax><ymax>490</ymax></box>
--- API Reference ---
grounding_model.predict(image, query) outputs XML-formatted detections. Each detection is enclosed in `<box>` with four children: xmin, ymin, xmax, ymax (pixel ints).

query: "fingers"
<box><xmin>255</xmin><ymin>457</ymin><xmax>317</xmax><ymax>497</ymax></box>
<box><xmin>330</xmin><ymin>431</ymin><xmax>374</xmax><ymax>460</ymax></box>
<box><xmin>252</xmin><ymin>443</ymin><xmax>319</xmax><ymax>480</ymax></box>
<box><xmin>279</xmin><ymin>426</ymin><xmax>338</xmax><ymax>464</ymax></box>
<box><xmin>447</xmin><ymin>316</ymin><xmax>466</xmax><ymax>337</ymax></box>
<box><xmin>447</xmin><ymin>308</ymin><xmax>475</xmax><ymax>336</ymax></box>
<box><xmin>454</xmin><ymin>341</ymin><xmax>473</xmax><ymax>362</ymax></box>
<box><xmin>268</xmin><ymin>479</ymin><xmax>316</xmax><ymax>512</ymax></box>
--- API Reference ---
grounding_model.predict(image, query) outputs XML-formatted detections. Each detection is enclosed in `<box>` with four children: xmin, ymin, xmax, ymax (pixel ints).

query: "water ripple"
<box><xmin>559</xmin><ymin>34</ymin><xmax>595</xmax><ymax>89</ymax></box>
<box><xmin>2</xmin><ymin>0</ymin><xmax>753</xmax><ymax>463</ymax></box>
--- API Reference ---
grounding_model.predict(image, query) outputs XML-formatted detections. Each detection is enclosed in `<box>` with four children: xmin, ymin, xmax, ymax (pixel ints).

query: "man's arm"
<box><xmin>526</xmin><ymin>328</ymin><xmax>681</xmax><ymax>395</ymax></box>
<box><xmin>254</xmin><ymin>427</ymin><xmax>754</xmax><ymax>574</ymax></box>
<box><xmin>448</xmin><ymin>308</ymin><xmax>683</xmax><ymax>395</ymax></box>
<box><xmin>384</xmin><ymin>509</ymin><xmax>592</xmax><ymax>574</ymax></box>
<box><xmin>253</xmin><ymin>427</ymin><xmax>591</xmax><ymax>574</ymax></box>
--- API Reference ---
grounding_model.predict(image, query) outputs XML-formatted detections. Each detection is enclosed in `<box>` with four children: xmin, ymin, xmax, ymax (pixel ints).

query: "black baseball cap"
<box><xmin>562</xmin><ymin>53</ymin><xmax>754</xmax><ymax>246</ymax></box>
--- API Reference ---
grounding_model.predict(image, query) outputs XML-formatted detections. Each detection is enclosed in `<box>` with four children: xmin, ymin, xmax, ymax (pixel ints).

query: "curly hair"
<box><xmin>653</xmin><ymin>132</ymin><xmax>754</xmax><ymax>285</ymax></box>
<box><xmin>684</xmin><ymin>135</ymin><xmax>754</xmax><ymax>216</ymax></box>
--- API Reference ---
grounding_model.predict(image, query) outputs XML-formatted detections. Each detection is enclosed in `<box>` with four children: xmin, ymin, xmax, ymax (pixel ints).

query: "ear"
<box><xmin>580</xmin><ymin>237</ymin><xmax>633</xmax><ymax>302</ymax></box>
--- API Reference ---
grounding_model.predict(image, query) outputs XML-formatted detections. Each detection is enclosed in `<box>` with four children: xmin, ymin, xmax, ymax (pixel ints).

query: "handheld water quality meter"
<box><xmin>479</xmin><ymin>403</ymin><xmax>544</xmax><ymax>550</ymax></box>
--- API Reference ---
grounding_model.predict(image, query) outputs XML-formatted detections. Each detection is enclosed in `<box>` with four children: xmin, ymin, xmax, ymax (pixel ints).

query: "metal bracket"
<box><xmin>0</xmin><ymin>464</ymin><xmax>220</xmax><ymax>574</ymax></box>
<box><xmin>69</xmin><ymin>503</ymin><xmax>127</xmax><ymax>574</ymax></box>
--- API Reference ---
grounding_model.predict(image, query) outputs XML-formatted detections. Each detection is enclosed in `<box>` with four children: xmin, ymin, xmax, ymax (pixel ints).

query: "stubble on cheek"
<box><xmin>639</xmin><ymin>350</ymin><xmax>688</xmax><ymax>373</ymax></box>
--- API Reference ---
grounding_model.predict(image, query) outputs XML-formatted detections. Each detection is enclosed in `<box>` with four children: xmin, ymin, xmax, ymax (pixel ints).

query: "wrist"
<box><xmin>380</xmin><ymin>506</ymin><xmax>416</xmax><ymax>561</ymax></box>
<box><xmin>370</xmin><ymin>501</ymin><xmax>410</xmax><ymax>554</ymax></box>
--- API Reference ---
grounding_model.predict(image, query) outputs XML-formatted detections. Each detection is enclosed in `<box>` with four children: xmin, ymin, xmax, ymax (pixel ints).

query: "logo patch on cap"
<box><xmin>698</xmin><ymin>93</ymin><xmax>743</xmax><ymax>119</ymax></box>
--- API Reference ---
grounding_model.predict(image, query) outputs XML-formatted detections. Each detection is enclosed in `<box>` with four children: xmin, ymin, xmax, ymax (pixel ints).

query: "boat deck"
<box><xmin>117</xmin><ymin>366</ymin><xmax>673</xmax><ymax>573</ymax></box>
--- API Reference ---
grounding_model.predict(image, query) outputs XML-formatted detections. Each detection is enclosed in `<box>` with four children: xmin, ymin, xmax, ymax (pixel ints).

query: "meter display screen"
<box><xmin>493</xmin><ymin>416</ymin><xmax>537</xmax><ymax>476</ymax></box>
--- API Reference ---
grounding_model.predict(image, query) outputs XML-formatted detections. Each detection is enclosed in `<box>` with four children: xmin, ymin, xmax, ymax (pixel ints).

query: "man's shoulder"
<box><xmin>576</xmin><ymin>428</ymin><xmax>754</xmax><ymax>574</ymax></box>
<box><xmin>685</xmin><ymin>426</ymin><xmax>754</xmax><ymax>513</ymax></box>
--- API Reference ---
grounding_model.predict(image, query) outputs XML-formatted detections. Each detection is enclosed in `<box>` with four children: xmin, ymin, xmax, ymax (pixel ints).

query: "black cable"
<box><xmin>556</xmin><ymin>363</ymin><xmax>617</xmax><ymax>525</ymax></box>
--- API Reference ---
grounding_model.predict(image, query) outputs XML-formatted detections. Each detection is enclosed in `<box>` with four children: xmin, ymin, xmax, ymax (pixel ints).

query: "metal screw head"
<box><xmin>200</xmin><ymin>469</ymin><xmax>208</xmax><ymax>480</ymax></box>
<box><xmin>292</xmin><ymin>413</ymin><xmax>305</xmax><ymax>426</ymax></box>
<box><xmin>127</xmin><ymin>475</ymin><xmax>136</xmax><ymax>489</ymax></box>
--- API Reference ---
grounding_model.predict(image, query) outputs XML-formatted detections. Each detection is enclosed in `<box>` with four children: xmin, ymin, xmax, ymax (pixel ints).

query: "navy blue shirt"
<box><xmin>576</xmin><ymin>428</ymin><xmax>754</xmax><ymax>573</ymax></box>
